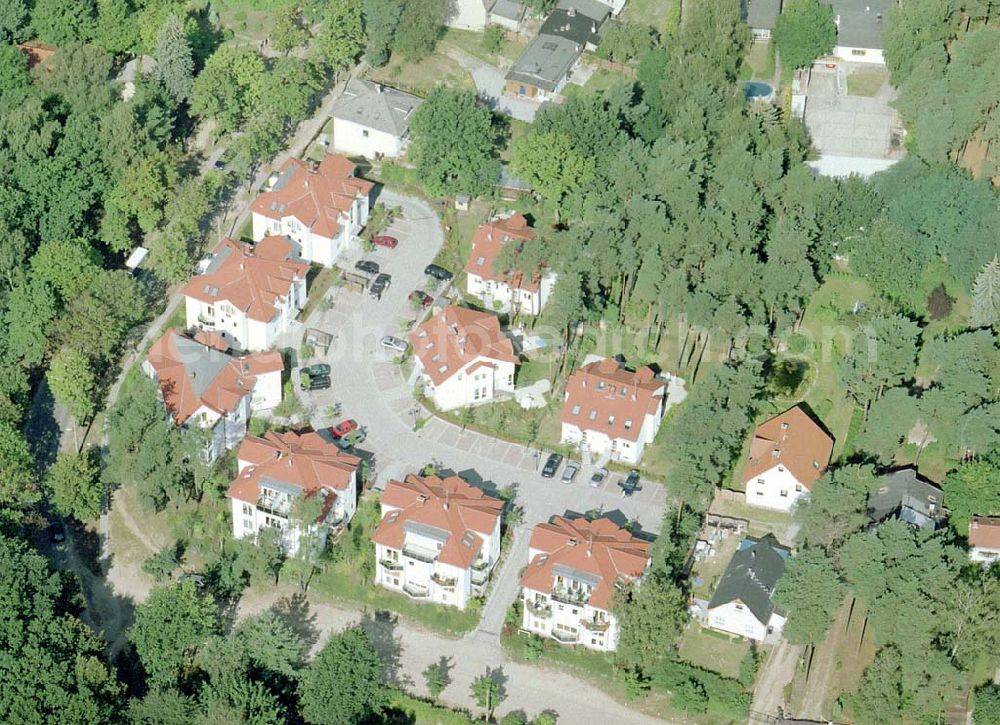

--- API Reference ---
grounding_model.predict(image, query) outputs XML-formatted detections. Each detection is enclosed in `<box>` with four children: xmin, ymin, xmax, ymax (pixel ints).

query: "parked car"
<box><xmin>369</xmin><ymin>273</ymin><xmax>391</xmax><ymax>299</ymax></box>
<box><xmin>49</xmin><ymin>521</ymin><xmax>66</xmax><ymax>544</ymax></box>
<box><xmin>620</xmin><ymin>469</ymin><xmax>641</xmax><ymax>497</ymax></box>
<box><xmin>354</xmin><ymin>260</ymin><xmax>379</xmax><ymax>276</ymax></box>
<box><xmin>590</xmin><ymin>467</ymin><xmax>608</xmax><ymax>488</ymax></box>
<box><xmin>372</xmin><ymin>235</ymin><xmax>398</xmax><ymax>249</ymax></box>
<box><xmin>409</xmin><ymin>290</ymin><xmax>433</xmax><ymax>309</ymax></box>
<box><xmin>381</xmin><ymin>335</ymin><xmax>409</xmax><ymax>353</ymax></box>
<box><xmin>177</xmin><ymin>572</ymin><xmax>205</xmax><ymax>588</ymax></box>
<box><xmin>300</xmin><ymin>364</ymin><xmax>331</xmax><ymax>378</ymax></box>
<box><xmin>330</xmin><ymin>419</ymin><xmax>359</xmax><ymax>439</ymax></box>
<box><xmin>301</xmin><ymin>374</ymin><xmax>330</xmax><ymax>391</ymax></box>
<box><xmin>541</xmin><ymin>453</ymin><xmax>563</xmax><ymax>479</ymax></box>
<box><xmin>212</xmin><ymin>159</ymin><xmax>226</xmax><ymax>171</ymax></box>
<box><xmin>561</xmin><ymin>461</ymin><xmax>580</xmax><ymax>483</ymax></box>
<box><xmin>424</xmin><ymin>264</ymin><xmax>453</xmax><ymax>282</ymax></box>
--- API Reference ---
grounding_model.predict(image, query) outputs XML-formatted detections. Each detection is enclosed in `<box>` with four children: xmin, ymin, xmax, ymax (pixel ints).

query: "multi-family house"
<box><xmin>331</xmin><ymin>80</ymin><xmax>422</xmax><ymax>160</ymax></box>
<box><xmin>742</xmin><ymin>405</ymin><xmax>834</xmax><ymax>512</ymax></box>
<box><xmin>143</xmin><ymin>329</ymin><xmax>283</xmax><ymax>463</ymax></box>
<box><xmin>182</xmin><ymin>236</ymin><xmax>308</xmax><ymax>352</ymax></box>
<box><xmin>520</xmin><ymin>516</ymin><xmax>650</xmax><ymax>652</ymax></box>
<box><xmin>372</xmin><ymin>473</ymin><xmax>504</xmax><ymax>610</ymax></box>
<box><xmin>559</xmin><ymin>358</ymin><xmax>665</xmax><ymax>465</ymax></box>
<box><xmin>251</xmin><ymin>154</ymin><xmax>374</xmax><ymax>267</ymax></box>
<box><xmin>409</xmin><ymin>306</ymin><xmax>518</xmax><ymax>411</ymax></box>
<box><xmin>969</xmin><ymin>516</ymin><xmax>1000</xmax><ymax>566</ymax></box>
<box><xmin>464</xmin><ymin>213</ymin><xmax>556</xmax><ymax>316</ymax></box>
<box><xmin>706</xmin><ymin>534</ymin><xmax>789</xmax><ymax>642</ymax></box>
<box><xmin>227</xmin><ymin>430</ymin><xmax>360</xmax><ymax>556</ymax></box>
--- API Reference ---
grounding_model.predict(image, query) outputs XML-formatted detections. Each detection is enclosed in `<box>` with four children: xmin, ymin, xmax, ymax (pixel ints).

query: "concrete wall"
<box><xmin>333</xmin><ymin>117</ymin><xmax>406</xmax><ymax>159</ymax></box>
<box><xmin>744</xmin><ymin>464</ymin><xmax>808</xmax><ymax>512</ymax></box>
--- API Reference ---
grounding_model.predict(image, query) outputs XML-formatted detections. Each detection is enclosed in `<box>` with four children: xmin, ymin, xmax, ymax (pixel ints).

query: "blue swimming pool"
<box><xmin>744</xmin><ymin>81</ymin><xmax>773</xmax><ymax>100</ymax></box>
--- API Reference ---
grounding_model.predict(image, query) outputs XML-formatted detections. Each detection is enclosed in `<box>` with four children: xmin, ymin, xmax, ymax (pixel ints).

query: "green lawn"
<box><xmin>623</xmin><ymin>0</ymin><xmax>677</xmax><ymax>34</ymax></box>
<box><xmin>847</xmin><ymin>68</ymin><xmax>888</xmax><ymax>97</ymax></box>
<box><xmin>311</xmin><ymin>499</ymin><xmax>481</xmax><ymax>637</ymax></box>
<box><xmin>387</xmin><ymin>691</ymin><xmax>476</xmax><ymax>725</ymax></box>
<box><xmin>746</xmin><ymin>42</ymin><xmax>776</xmax><ymax>82</ymax></box>
<box><xmin>440</xmin><ymin>27</ymin><xmax>527</xmax><ymax>66</ymax></box>
<box><xmin>366</xmin><ymin>51</ymin><xmax>474</xmax><ymax>97</ymax></box>
<box><xmin>678</xmin><ymin>626</ymin><xmax>750</xmax><ymax>679</ymax></box>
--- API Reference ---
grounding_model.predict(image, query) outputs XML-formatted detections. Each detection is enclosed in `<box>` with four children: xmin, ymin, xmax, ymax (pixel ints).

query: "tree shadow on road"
<box><xmin>268</xmin><ymin>591</ymin><xmax>321</xmax><ymax>652</ymax></box>
<box><xmin>361</xmin><ymin>609</ymin><xmax>411</xmax><ymax>688</ymax></box>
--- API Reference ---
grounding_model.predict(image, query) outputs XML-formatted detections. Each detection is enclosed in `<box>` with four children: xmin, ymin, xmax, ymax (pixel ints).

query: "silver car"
<box><xmin>381</xmin><ymin>335</ymin><xmax>408</xmax><ymax>353</ymax></box>
<box><xmin>590</xmin><ymin>467</ymin><xmax>609</xmax><ymax>488</ymax></box>
<box><xmin>561</xmin><ymin>461</ymin><xmax>580</xmax><ymax>483</ymax></box>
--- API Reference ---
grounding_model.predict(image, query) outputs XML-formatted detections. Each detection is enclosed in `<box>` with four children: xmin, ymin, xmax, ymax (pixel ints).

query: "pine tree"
<box><xmin>154</xmin><ymin>13</ymin><xmax>193</xmax><ymax>102</ymax></box>
<box><xmin>970</xmin><ymin>255</ymin><xmax>1000</xmax><ymax>328</ymax></box>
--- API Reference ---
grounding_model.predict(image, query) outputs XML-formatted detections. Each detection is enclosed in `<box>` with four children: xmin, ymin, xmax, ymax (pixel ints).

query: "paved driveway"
<box><xmin>297</xmin><ymin>191</ymin><xmax>668</xmax><ymax>631</ymax></box>
<box><xmin>444</xmin><ymin>47</ymin><xmax>544</xmax><ymax>123</ymax></box>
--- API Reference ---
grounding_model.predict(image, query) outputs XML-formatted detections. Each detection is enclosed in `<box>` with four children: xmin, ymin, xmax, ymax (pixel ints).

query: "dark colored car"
<box><xmin>330</xmin><ymin>419</ymin><xmax>359</xmax><ymax>439</ymax></box>
<box><xmin>300</xmin><ymin>364</ymin><xmax>331</xmax><ymax>377</ymax></box>
<box><xmin>369</xmin><ymin>273</ymin><xmax>391</xmax><ymax>299</ymax></box>
<box><xmin>372</xmin><ymin>235</ymin><xmax>399</xmax><ymax>249</ymax></box>
<box><xmin>212</xmin><ymin>159</ymin><xmax>226</xmax><ymax>171</ymax></box>
<box><xmin>424</xmin><ymin>264</ymin><xmax>453</xmax><ymax>282</ymax></box>
<box><xmin>541</xmin><ymin>453</ymin><xmax>563</xmax><ymax>479</ymax></box>
<box><xmin>177</xmin><ymin>573</ymin><xmax>205</xmax><ymax>588</ymax></box>
<box><xmin>620</xmin><ymin>470</ymin><xmax>641</xmax><ymax>497</ymax></box>
<box><xmin>409</xmin><ymin>290</ymin><xmax>433</xmax><ymax>309</ymax></box>
<box><xmin>49</xmin><ymin>521</ymin><xmax>66</xmax><ymax>544</ymax></box>
<box><xmin>301</xmin><ymin>374</ymin><xmax>330</xmax><ymax>391</ymax></box>
<box><xmin>355</xmin><ymin>260</ymin><xmax>379</xmax><ymax>276</ymax></box>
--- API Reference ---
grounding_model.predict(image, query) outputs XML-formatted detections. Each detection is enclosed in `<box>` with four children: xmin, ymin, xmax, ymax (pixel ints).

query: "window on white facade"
<box><xmin>244</xmin><ymin>518</ymin><xmax>254</xmax><ymax>530</ymax></box>
<box><xmin>795</xmin><ymin>484</ymin><xmax>802</xmax><ymax>492</ymax></box>
<box><xmin>507</xmin><ymin>374</ymin><xmax>513</xmax><ymax>385</ymax></box>
<box><xmin>362</xmin><ymin>129</ymin><xmax>370</xmax><ymax>137</ymax></box>
<box><xmin>852</xmin><ymin>48</ymin><xmax>866</xmax><ymax>56</ymax></box>
<box><xmin>756</xmin><ymin>490</ymin><xmax>764</xmax><ymax>496</ymax></box>
<box><xmin>242</xmin><ymin>504</ymin><xmax>252</xmax><ymax>515</ymax></box>
<box><xmin>780</xmin><ymin>490</ymin><xmax>788</xmax><ymax>497</ymax></box>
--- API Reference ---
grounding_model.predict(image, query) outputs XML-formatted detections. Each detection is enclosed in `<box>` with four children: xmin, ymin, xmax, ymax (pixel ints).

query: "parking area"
<box><xmin>804</xmin><ymin>63</ymin><xmax>904</xmax><ymax>176</ymax></box>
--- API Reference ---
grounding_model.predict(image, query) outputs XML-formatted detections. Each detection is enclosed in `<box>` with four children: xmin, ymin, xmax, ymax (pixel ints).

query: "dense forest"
<box><xmin>0</xmin><ymin>0</ymin><xmax>998</xmax><ymax>722</ymax></box>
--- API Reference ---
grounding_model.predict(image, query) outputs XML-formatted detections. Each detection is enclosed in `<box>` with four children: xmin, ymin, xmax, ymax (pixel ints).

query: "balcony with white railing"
<box><xmin>380</xmin><ymin>558</ymin><xmax>403</xmax><ymax>571</ymax></box>
<box><xmin>526</xmin><ymin>600</ymin><xmax>552</xmax><ymax>618</ymax></box>
<box><xmin>551</xmin><ymin>627</ymin><xmax>579</xmax><ymax>643</ymax></box>
<box><xmin>581</xmin><ymin>617</ymin><xmax>610</xmax><ymax>632</ymax></box>
<box><xmin>256</xmin><ymin>495</ymin><xmax>291</xmax><ymax>518</ymax></box>
<box><xmin>431</xmin><ymin>572</ymin><xmax>457</xmax><ymax>588</ymax></box>
<box><xmin>550</xmin><ymin>587</ymin><xmax>590</xmax><ymax>607</ymax></box>
<box><xmin>402</xmin><ymin>541</ymin><xmax>439</xmax><ymax>564</ymax></box>
<box><xmin>403</xmin><ymin>581</ymin><xmax>430</xmax><ymax>599</ymax></box>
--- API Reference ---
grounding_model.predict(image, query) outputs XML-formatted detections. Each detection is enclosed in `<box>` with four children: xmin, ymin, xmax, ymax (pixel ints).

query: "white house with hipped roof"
<box><xmin>182</xmin><ymin>236</ymin><xmax>308</xmax><ymax>352</ymax></box>
<box><xmin>409</xmin><ymin>306</ymin><xmax>518</xmax><ymax>411</ymax></box>
<box><xmin>372</xmin><ymin>473</ymin><xmax>504</xmax><ymax>610</ymax></box>
<box><xmin>143</xmin><ymin>329</ymin><xmax>283</xmax><ymax>462</ymax></box>
<box><xmin>227</xmin><ymin>431</ymin><xmax>360</xmax><ymax>556</ymax></box>
<box><xmin>250</xmin><ymin>154</ymin><xmax>374</xmax><ymax>267</ymax></box>
<box><xmin>332</xmin><ymin>79</ymin><xmax>423</xmax><ymax>159</ymax></box>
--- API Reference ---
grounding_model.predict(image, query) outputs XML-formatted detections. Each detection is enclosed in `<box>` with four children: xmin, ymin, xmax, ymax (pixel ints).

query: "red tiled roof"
<box><xmin>520</xmin><ymin>517</ymin><xmax>651</xmax><ymax>610</ymax></box>
<box><xmin>227</xmin><ymin>430</ymin><xmax>360</xmax><ymax>507</ymax></box>
<box><xmin>409</xmin><ymin>306</ymin><xmax>517</xmax><ymax>387</ymax></box>
<box><xmin>741</xmin><ymin>405</ymin><xmax>833</xmax><ymax>490</ymax></box>
<box><xmin>146</xmin><ymin>329</ymin><xmax>283</xmax><ymax>426</ymax></box>
<box><xmin>180</xmin><ymin>236</ymin><xmax>308</xmax><ymax>324</ymax></box>
<box><xmin>251</xmin><ymin>155</ymin><xmax>374</xmax><ymax>241</ymax></box>
<box><xmin>464</xmin><ymin>214</ymin><xmax>541</xmax><ymax>293</ymax></box>
<box><xmin>372</xmin><ymin>473</ymin><xmax>503</xmax><ymax>569</ymax></box>
<box><xmin>560</xmin><ymin>358</ymin><xmax>664</xmax><ymax>442</ymax></box>
<box><xmin>970</xmin><ymin>516</ymin><xmax>1000</xmax><ymax>550</ymax></box>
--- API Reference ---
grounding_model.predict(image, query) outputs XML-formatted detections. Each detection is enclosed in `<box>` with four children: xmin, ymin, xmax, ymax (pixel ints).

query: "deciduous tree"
<box><xmin>298</xmin><ymin>626</ymin><xmax>388</xmax><ymax>725</ymax></box>
<box><xmin>318</xmin><ymin>0</ymin><xmax>364</xmax><ymax>70</ymax></box>
<box><xmin>773</xmin><ymin>0</ymin><xmax>836</xmax><ymax>71</ymax></box>
<box><xmin>395</xmin><ymin>0</ymin><xmax>448</xmax><ymax>61</ymax></box>
<box><xmin>363</xmin><ymin>0</ymin><xmax>403</xmax><ymax>66</ymax></box>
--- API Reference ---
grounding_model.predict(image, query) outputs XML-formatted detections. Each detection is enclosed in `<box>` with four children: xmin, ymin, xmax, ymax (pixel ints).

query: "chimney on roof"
<box><xmin>591</xmin><ymin>21</ymin><xmax>597</xmax><ymax>33</ymax></box>
<box><xmin>567</xmin><ymin>6</ymin><xmax>576</xmax><ymax>16</ymax></box>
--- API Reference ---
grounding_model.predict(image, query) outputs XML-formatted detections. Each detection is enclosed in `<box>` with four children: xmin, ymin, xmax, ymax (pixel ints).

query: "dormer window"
<box><xmin>476</xmin><ymin>256</ymin><xmax>485</xmax><ymax>266</ymax></box>
<box><xmin>607</xmin><ymin>416</ymin><xmax>615</xmax><ymax>426</ymax></box>
<box><xmin>571</xmin><ymin>405</ymin><xmax>581</xmax><ymax>415</ymax></box>
<box><xmin>624</xmin><ymin>419</ymin><xmax>632</xmax><ymax>430</ymax></box>
<box><xmin>596</xmin><ymin>381</ymin><xmax>605</xmax><ymax>390</ymax></box>
<box><xmin>588</xmin><ymin>410</ymin><xmax>597</xmax><ymax>421</ymax></box>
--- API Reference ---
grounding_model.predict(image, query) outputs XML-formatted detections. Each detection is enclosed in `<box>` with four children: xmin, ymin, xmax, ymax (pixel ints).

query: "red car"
<box><xmin>409</xmin><ymin>290</ymin><xmax>433</xmax><ymax>308</ymax></box>
<box><xmin>329</xmin><ymin>419</ymin><xmax>358</xmax><ymax>439</ymax></box>
<box><xmin>371</xmin><ymin>235</ymin><xmax>398</xmax><ymax>249</ymax></box>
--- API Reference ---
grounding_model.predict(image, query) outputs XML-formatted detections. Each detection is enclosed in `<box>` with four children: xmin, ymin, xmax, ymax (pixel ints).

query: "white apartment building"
<box><xmin>182</xmin><ymin>236</ymin><xmax>308</xmax><ymax>352</ymax></box>
<box><xmin>251</xmin><ymin>154</ymin><xmax>374</xmax><ymax>267</ymax></box>
<box><xmin>559</xmin><ymin>358</ymin><xmax>666</xmax><ymax>465</ymax></box>
<box><xmin>409</xmin><ymin>306</ymin><xmax>518</xmax><ymax>412</ymax></box>
<box><xmin>143</xmin><ymin>329</ymin><xmax>283</xmax><ymax>463</ymax></box>
<box><xmin>742</xmin><ymin>405</ymin><xmax>834</xmax><ymax>512</ymax></box>
<box><xmin>464</xmin><ymin>213</ymin><xmax>556</xmax><ymax>316</ymax></box>
<box><xmin>520</xmin><ymin>516</ymin><xmax>651</xmax><ymax>652</ymax></box>
<box><xmin>227</xmin><ymin>431</ymin><xmax>360</xmax><ymax>556</ymax></box>
<box><xmin>372</xmin><ymin>473</ymin><xmax>504</xmax><ymax>610</ymax></box>
<box><xmin>332</xmin><ymin>79</ymin><xmax>422</xmax><ymax>159</ymax></box>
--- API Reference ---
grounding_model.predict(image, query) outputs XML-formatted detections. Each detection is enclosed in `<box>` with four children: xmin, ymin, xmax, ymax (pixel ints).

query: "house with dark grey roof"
<box><xmin>822</xmin><ymin>0</ymin><xmax>893</xmax><ymax>64</ymax></box>
<box><xmin>743</xmin><ymin>0</ymin><xmax>783</xmax><ymax>40</ymax></box>
<box><xmin>504</xmin><ymin>0</ymin><xmax>611</xmax><ymax>100</ymax></box>
<box><xmin>706</xmin><ymin>534</ymin><xmax>789</xmax><ymax>642</ymax></box>
<box><xmin>331</xmin><ymin>79</ymin><xmax>423</xmax><ymax>160</ymax></box>
<box><xmin>868</xmin><ymin>468</ymin><xmax>945</xmax><ymax>530</ymax></box>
